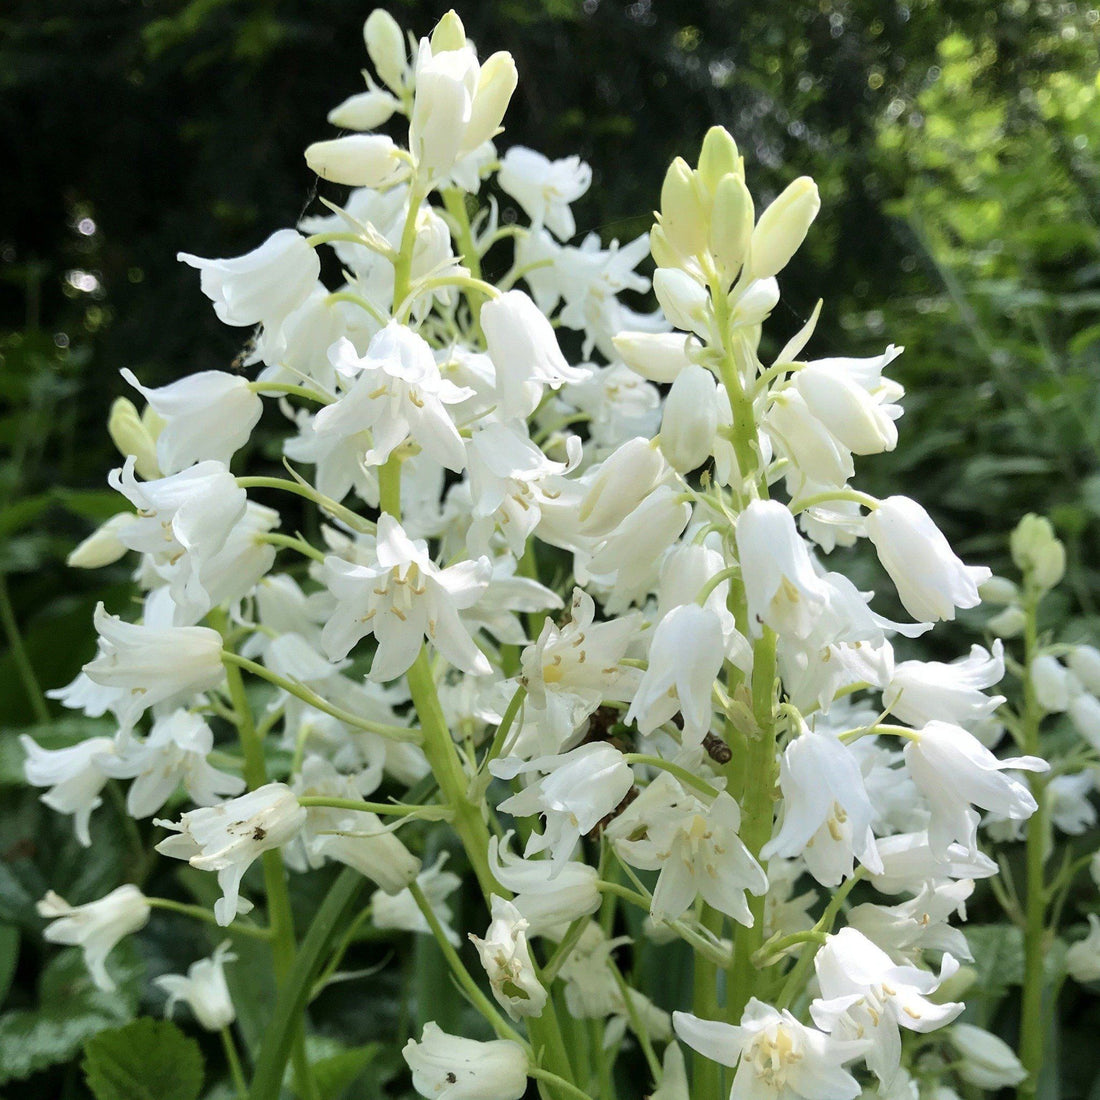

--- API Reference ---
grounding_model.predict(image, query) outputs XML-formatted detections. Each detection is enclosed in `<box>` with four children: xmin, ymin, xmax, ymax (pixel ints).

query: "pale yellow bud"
<box><xmin>658</xmin><ymin>158</ymin><xmax>708</xmax><ymax>259</ymax></box>
<box><xmin>461</xmin><ymin>51</ymin><xmax>518</xmax><ymax>153</ymax></box>
<box><xmin>364</xmin><ymin>9</ymin><xmax>407</xmax><ymax>94</ymax></box>
<box><xmin>430</xmin><ymin>10</ymin><xmax>467</xmax><ymax>53</ymax></box>
<box><xmin>67</xmin><ymin>513</ymin><xmax>134</xmax><ymax>569</ymax></box>
<box><xmin>648</xmin><ymin>224</ymin><xmax>687</xmax><ymax>272</ymax></box>
<box><xmin>108</xmin><ymin>397</ymin><xmax>160</xmax><ymax>480</ymax></box>
<box><xmin>1010</xmin><ymin>513</ymin><xmax>1066</xmax><ymax>590</ymax></box>
<box><xmin>748</xmin><ymin>176</ymin><xmax>820</xmax><ymax>280</ymax></box>
<box><xmin>709</xmin><ymin>173</ymin><xmax>754</xmax><ymax>278</ymax></box>
<box><xmin>697</xmin><ymin>126</ymin><xmax>741</xmax><ymax>193</ymax></box>
<box><xmin>304</xmin><ymin>135</ymin><xmax>405</xmax><ymax>187</ymax></box>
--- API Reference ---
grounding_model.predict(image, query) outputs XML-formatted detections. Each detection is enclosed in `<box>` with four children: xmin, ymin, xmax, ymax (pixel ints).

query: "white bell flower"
<box><xmin>609</xmin><ymin>772</ymin><xmax>767</xmax><ymax>925</ymax></box>
<box><xmin>155</xmin><ymin>782</ymin><xmax>307</xmax><ymax>925</ymax></box>
<box><xmin>903</xmin><ymin>721</ymin><xmax>1047</xmax><ymax>858</ymax></box>
<box><xmin>402</xmin><ymin>1023</ymin><xmax>528</xmax><ymax>1100</ymax></box>
<box><xmin>121</xmin><ymin>369</ymin><xmax>262</xmax><ymax>474</ymax></box>
<box><xmin>481</xmin><ymin>290</ymin><xmax>590</xmax><ymax>418</ymax></box>
<box><xmin>38</xmin><ymin>885</ymin><xmax>150</xmax><ymax>992</ymax></box>
<box><xmin>762</xmin><ymin>726</ymin><xmax>883</xmax><ymax>886</ymax></box>
<box><xmin>83</xmin><ymin>604</ymin><xmax>226</xmax><ymax>730</ymax></box>
<box><xmin>736</xmin><ymin>500</ymin><xmax>829</xmax><ymax>639</ymax></box>
<box><xmin>866</xmin><ymin>497</ymin><xmax>991</xmax><ymax>623</ymax></box>
<box><xmin>155</xmin><ymin>941</ymin><xmax>237</xmax><ymax>1031</ymax></box>
<box><xmin>469</xmin><ymin>895</ymin><xmax>547</xmax><ymax>1020</ymax></box>
<box><xmin>793</xmin><ymin>351</ymin><xmax>903</xmax><ymax>455</ymax></box>
<box><xmin>108</xmin><ymin>457</ymin><xmax>246</xmax><ymax>619</ymax></box>
<box><xmin>498</xmin><ymin>146</ymin><xmax>591</xmax><ymax>240</ymax></box>
<box><xmin>465</xmin><ymin>420</ymin><xmax>579</xmax><ymax>557</ymax></box>
<box><xmin>487</xmin><ymin>832</ymin><xmax>600</xmax><ymax>936</ymax></box>
<box><xmin>653</xmin><ymin>268</ymin><xmax>710</xmax><ymax>339</ymax></box>
<box><xmin>883</xmin><ymin>641</ymin><xmax>1005</xmax><ymax>729</ymax></box>
<box><xmin>178</xmin><ymin>229</ymin><xmax>319</xmax><ymax>329</ymax></box>
<box><xmin>948</xmin><ymin>1024</ymin><xmax>1027</xmax><ymax>1088</ymax></box>
<box><xmin>764</xmin><ymin>387</ymin><xmax>854</xmax><ymax>491</ymax></box>
<box><xmin>673</xmin><ymin>999</ymin><xmax>868</xmax><ymax>1100</ymax></box>
<box><xmin>101</xmin><ymin>709</ymin><xmax>246</xmax><ymax>818</ymax></box>
<box><xmin>1068</xmin><ymin>644</ymin><xmax>1100</xmax><ymax>694</ymax></box>
<box><xmin>811</xmin><ymin>927</ymin><xmax>963</xmax><ymax>1083</ymax></box>
<box><xmin>315</xmin><ymin>325</ymin><xmax>472</xmax><ymax>473</ymax></box>
<box><xmin>660</xmin><ymin>364</ymin><xmax>719</xmax><ymax>473</ymax></box>
<box><xmin>846</xmin><ymin>879</ymin><xmax>973</xmax><ymax>966</ymax></box>
<box><xmin>1046</xmin><ymin>771</ymin><xmax>1098</xmax><ymax>835</ymax></box>
<box><xmin>625</xmin><ymin>604</ymin><xmax>725</xmax><ymax>747</ymax></box>
<box><xmin>869</xmin><ymin>831</ymin><xmax>997</xmax><ymax>896</ymax></box>
<box><xmin>518</xmin><ymin>588</ymin><xmax>641</xmax><ymax>750</ymax></box>
<box><xmin>492</xmin><ymin>742</ymin><xmax>634</xmax><ymax>869</ymax></box>
<box><xmin>321</xmin><ymin>513</ymin><xmax>492</xmax><ymax>680</ymax></box>
<box><xmin>564</xmin><ymin>361</ymin><xmax>662</xmax><ymax>449</ymax></box>
<box><xmin>21</xmin><ymin>734</ymin><xmax>115</xmax><ymax>847</ymax></box>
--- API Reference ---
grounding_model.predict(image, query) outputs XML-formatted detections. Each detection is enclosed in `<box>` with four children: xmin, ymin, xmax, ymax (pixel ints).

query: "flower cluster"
<box><xmin>28</xmin><ymin>9</ymin><xmax>1087</xmax><ymax>1100</ymax></box>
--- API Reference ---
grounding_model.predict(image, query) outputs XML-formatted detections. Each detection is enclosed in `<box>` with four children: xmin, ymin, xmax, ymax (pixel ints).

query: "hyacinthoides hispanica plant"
<box><xmin>24</xmin><ymin>8</ymin><xmax>1100</xmax><ymax>1100</ymax></box>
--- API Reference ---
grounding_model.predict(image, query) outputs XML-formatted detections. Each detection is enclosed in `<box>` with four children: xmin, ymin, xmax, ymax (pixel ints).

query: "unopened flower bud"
<box><xmin>156</xmin><ymin>942</ymin><xmax>237</xmax><ymax>1032</ymax></box>
<box><xmin>658</xmin><ymin>158</ymin><xmax>708</xmax><ymax>259</ymax></box>
<box><xmin>696</xmin><ymin>126</ymin><xmax>741</xmax><ymax>193</ymax></box>
<box><xmin>364</xmin><ymin>9</ymin><xmax>408</xmax><ymax>94</ymax></box>
<box><xmin>430</xmin><ymin>9</ymin><xmax>467</xmax><ymax>52</ymax></box>
<box><xmin>748</xmin><ymin>176</ymin><xmax>820</xmax><ymax>281</ymax></box>
<box><xmin>108</xmin><ymin>397</ymin><xmax>160</xmax><ymax>479</ymax></box>
<box><xmin>653</xmin><ymin>268</ymin><xmax>710</xmax><ymax>338</ymax></box>
<box><xmin>578</xmin><ymin>437</ymin><xmax>667</xmax><ymax>535</ymax></box>
<box><xmin>660</xmin><ymin>364</ymin><xmax>718</xmax><ymax>474</ymax></box>
<box><xmin>1069</xmin><ymin>691</ymin><xmax>1100</xmax><ymax>751</ymax></box>
<box><xmin>1030</xmin><ymin>654</ymin><xmax>1072</xmax><ymax>713</ymax></box>
<box><xmin>649</xmin><ymin>224</ymin><xmax>689</xmax><ymax>272</ymax></box>
<box><xmin>462</xmin><ymin>52</ymin><xmax>519</xmax><ymax>153</ymax></box>
<box><xmin>1010</xmin><ymin>513</ymin><xmax>1065</xmax><ymax>589</ymax></box>
<box><xmin>709</xmin><ymin>173</ymin><xmax>754</xmax><ymax>279</ymax></box>
<box><xmin>1066</xmin><ymin>914</ymin><xmax>1100</xmax><ymax>983</ymax></box>
<box><xmin>304</xmin><ymin>134</ymin><xmax>405</xmax><ymax>187</ymax></box>
<box><xmin>612</xmin><ymin>331</ymin><xmax>693</xmax><ymax>383</ymax></box>
<box><xmin>66</xmin><ymin>513</ymin><xmax>135</xmax><ymax>569</ymax></box>
<box><xmin>988</xmin><ymin>605</ymin><xmax>1027</xmax><ymax>638</ymax></box>
<box><xmin>979</xmin><ymin>575</ymin><xmax>1019</xmax><ymax>605</ymax></box>
<box><xmin>327</xmin><ymin>89</ymin><xmax>400</xmax><ymax>131</ymax></box>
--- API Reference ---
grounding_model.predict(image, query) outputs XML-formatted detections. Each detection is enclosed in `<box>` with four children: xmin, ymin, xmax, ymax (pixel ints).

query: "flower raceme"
<box><xmin>29</xmin><ymin>9</ymin><xmax>1058</xmax><ymax>1100</ymax></box>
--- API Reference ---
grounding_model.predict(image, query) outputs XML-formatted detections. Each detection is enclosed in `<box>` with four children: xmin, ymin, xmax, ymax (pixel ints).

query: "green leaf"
<box><xmin>966</xmin><ymin>923</ymin><xmax>1025</xmax><ymax>1003</ymax></box>
<box><xmin>0</xmin><ymin>946</ymin><xmax>139</xmax><ymax>1084</ymax></box>
<box><xmin>301</xmin><ymin>1038</ymin><xmax>380</xmax><ymax>1099</ymax></box>
<box><xmin>82</xmin><ymin>1018</ymin><xmax>204</xmax><ymax>1100</ymax></box>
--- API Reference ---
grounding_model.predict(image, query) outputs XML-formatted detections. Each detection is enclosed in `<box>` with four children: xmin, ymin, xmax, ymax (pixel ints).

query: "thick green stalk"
<box><xmin>726</xmin><ymin>627</ymin><xmax>778</xmax><ymax>1022</ymax></box>
<box><xmin>221</xmin><ymin>636</ymin><xmax>318</xmax><ymax>1100</ymax></box>
<box><xmin>1018</xmin><ymin>593</ymin><xmax>1048</xmax><ymax>1099</ymax></box>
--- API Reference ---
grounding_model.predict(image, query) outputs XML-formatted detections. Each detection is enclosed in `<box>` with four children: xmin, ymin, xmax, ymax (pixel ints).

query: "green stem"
<box><xmin>247</xmin><ymin>381</ymin><xmax>332</xmax><ymax>405</ymax></box>
<box><xmin>407</xmin><ymin>881</ymin><xmax>527</xmax><ymax>1045</ymax></box>
<box><xmin>221</xmin><ymin>651</ymin><xmax>420</xmax><ymax>743</ymax></box>
<box><xmin>259</xmin><ymin>532</ymin><xmax>326</xmax><ymax>563</ymax></box>
<box><xmin>1019</xmin><ymin>591</ymin><xmax>1048</xmax><ymax>1100</ymax></box>
<box><xmin>221</xmin><ymin>627</ymin><xmax>317</xmax><ymax>1100</ymax></box>
<box><xmin>0</xmin><ymin>573</ymin><xmax>49</xmax><ymax>724</ymax></box>
<box><xmin>391</xmin><ymin>184</ymin><xmax>427</xmax><ymax>309</ymax></box>
<box><xmin>622</xmin><ymin>754</ymin><xmax>720</xmax><ymax>800</ymax></box>
<box><xmin>235</xmin><ymin>476</ymin><xmax>374</xmax><ymax>534</ymax></box>
<box><xmin>528</xmin><ymin>1068</ymin><xmax>598</xmax><ymax>1100</ymax></box>
<box><xmin>296</xmin><ymin>795</ymin><xmax>450</xmax><ymax>819</ymax></box>
<box><xmin>147</xmin><ymin>898</ymin><xmax>271</xmax><ymax>940</ymax></box>
<box><xmin>221</xmin><ymin>1026</ymin><xmax>248</xmax><ymax>1100</ymax></box>
<box><xmin>442</xmin><ymin>188</ymin><xmax>487</xmax><ymax>325</ymax></box>
<box><xmin>481</xmin><ymin>684</ymin><xmax>526</xmax><ymax>770</ymax></box>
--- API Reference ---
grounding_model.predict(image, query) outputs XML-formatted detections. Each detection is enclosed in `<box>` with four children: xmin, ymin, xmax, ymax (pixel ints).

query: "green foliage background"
<box><xmin>0</xmin><ymin>0</ymin><xmax>1098</xmax><ymax>1096</ymax></box>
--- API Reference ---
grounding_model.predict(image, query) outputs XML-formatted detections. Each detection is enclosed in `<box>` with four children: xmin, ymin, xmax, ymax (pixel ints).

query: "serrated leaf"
<box><xmin>0</xmin><ymin>946</ymin><xmax>139</xmax><ymax>1084</ymax></box>
<box><xmin>82</xmin><ymin>1018</ymin><xmax>203</xmax><ymax>1100</ymax></box>
<box><xmin>966</xmin><ymin>923</ymin><xmax>1024</xmax><ymax>1002</ymax></box>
